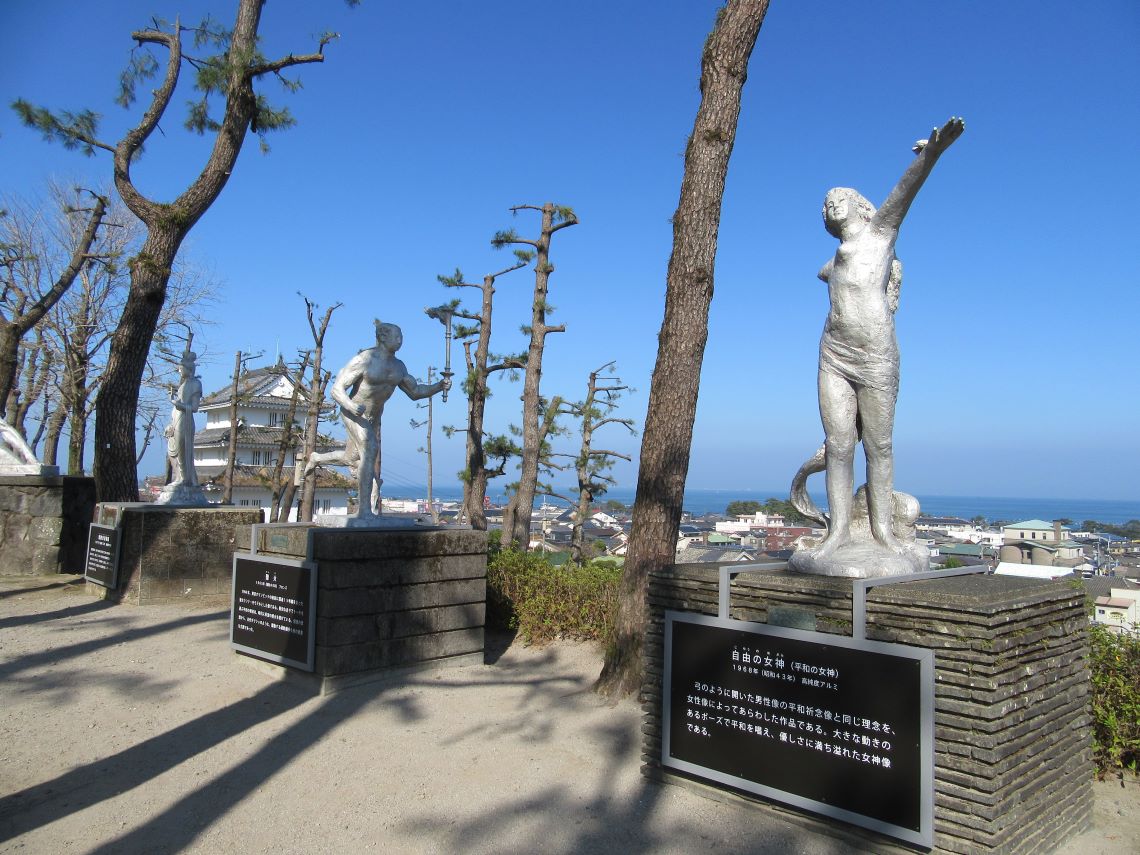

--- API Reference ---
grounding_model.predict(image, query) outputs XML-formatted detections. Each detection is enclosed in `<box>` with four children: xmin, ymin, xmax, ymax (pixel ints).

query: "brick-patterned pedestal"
<box><xmin>643</xmin><ymin>563</ymin><xmax>1093</xmax><ymax>854</ymax></box>
<box><xmin>0</xmin><ymin>475</ymin><xmax>95</xmax><ymax>575</ymax></box>
<box><xmin>86</xmin><ymin>503</ymin><xmax>262</xmax><ymax>604</ymax></box>
<box><xmin>235</xmin><ymin>523</ymin><xmax>487</xmax><ymax>694</ymax></box>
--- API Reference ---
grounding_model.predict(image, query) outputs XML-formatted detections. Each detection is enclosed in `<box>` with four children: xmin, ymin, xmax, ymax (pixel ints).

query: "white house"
<box><xmin>715</xmin><ymin>510</ymin><xmax>788</xmax><ymax>534</ymax></box>
<box><xmin>999</xmin><ymin>519</ymin><xmax>1085</xmax><ymax>568</ymax></box>
<box><xmin>1093</xmin><ymin>588</ymin><xmax>1138</xmax><ymax>635</ymax></box>
<box><xmin>193</xmin><ymin>358</ymin><xmax>350</xmax><ymax>519</ymax></box>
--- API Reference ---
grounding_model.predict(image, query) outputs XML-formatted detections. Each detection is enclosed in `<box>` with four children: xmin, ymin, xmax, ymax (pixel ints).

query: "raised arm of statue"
<box><xmin>398</xmin><ymin>370</ymin><xmax>449</xmax><ymax>402</ymax></box>
<box><xmin>874</xmin><ymin>117</ymin><xmax>965</xmax><ymax>235</ymax></box>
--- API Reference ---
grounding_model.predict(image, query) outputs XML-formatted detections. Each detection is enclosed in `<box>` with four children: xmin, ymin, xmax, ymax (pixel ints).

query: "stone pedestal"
<box><xmin>0</xmin><ymin>475</ymin><xmax>96</xmax><ymax>575</ymax></box>
<box><xmin>642</xmin><ymin>563</ymin><xmax>1093</xmax><ymax>855</ymax></box>
<box><xmin>87</xmin><ymin>503</ymin><xmax>262</xmax><ymax>604</ymax></box>
<box><xmin>235</xmin><ymin>523</ymin><xmax>487</xmax><ymax>694</ymax></box>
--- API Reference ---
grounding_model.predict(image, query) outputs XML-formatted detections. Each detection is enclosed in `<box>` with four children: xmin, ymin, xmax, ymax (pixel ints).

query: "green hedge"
<box><xmin>1089</xmin><ymin>623</ymin><xmax>1140</xmax><ymax>778</ymax></box>
<box><xmin>486</xmin><ymin>548</ymin><xmax>620</xmax><ymax>644</ymax></box>
<box><xmin>487</xmin><ymin>544</ymin><xmax>1138</xmax><ymax>780</ymax></box>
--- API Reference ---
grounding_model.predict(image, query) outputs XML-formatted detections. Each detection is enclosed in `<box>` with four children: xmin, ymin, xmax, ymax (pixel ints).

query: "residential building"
<box><xmin>715</xmin><ymin>510</ymin><xmax>788</xmax><ymax>534</ymax></box>
<box><xmin>192</xmin><ymin>358</ymin><xmax>350</xmax><ymax>519</ymax></box>
<box><xmin>999</xmin><ymin>519</ymin><xmax>1085</xmax><ymax>569</ymax></box>
<box><xmin>931</xmin><ymin>541</ymin><xmax>992</xmax><ymax>568</ymax></box>
<box><xmin>915</xmin><ymin>516</ymin><xmax>974</xmax><ymax>535</ymax></box>
<box><xmin>1093</xmin><ymin>588</ymin><xmax>1139</xmax><ymax>635</ymax></box>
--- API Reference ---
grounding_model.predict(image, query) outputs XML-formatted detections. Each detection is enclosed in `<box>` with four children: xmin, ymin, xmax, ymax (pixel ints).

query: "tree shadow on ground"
<box><xmin>0</xmin><ymin>576</ymin><xmax>87</xmax><ymax>600</ymax></box>
<box><xmin>0</xmin><ymin>596</ymin><xmax>115</xmax><ymax>630</ymax></box>
<box><xmin>0</xmin><ymin>608</ymin><xmax>223</xmax><ymax>681</ymax></box>
<box><xmin>0</xmin><ymin>595</ymin><xmax>892</xmax><ymax>855</ymax></box>
<box><xmin>0</xmin><ymin>614</ymin><xmax>602</xmax><ymax>852</ymax></box>
<box><xmin>394</xmin><ymin>717</ymin><xmax>868</xmax><ymax>855</ymax></box>
<box><xmin>5</xmin><ymin>663</ymin><xmax>182</xmax><ymax>707</ymax></box>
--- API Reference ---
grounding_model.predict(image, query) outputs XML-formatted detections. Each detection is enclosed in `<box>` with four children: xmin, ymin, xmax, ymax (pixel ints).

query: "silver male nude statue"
<box><xmin>304</xmin><ymin>321</ymin><xmax>448</xmax><ymax>524</ymax></box>
<box><xmin>789</xmin><ymin>117</ymin><xmax>965</xmax><ymax>578</ymax></box>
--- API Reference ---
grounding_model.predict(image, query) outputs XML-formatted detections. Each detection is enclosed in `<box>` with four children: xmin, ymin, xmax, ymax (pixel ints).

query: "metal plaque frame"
<box><xmin>230</xmin><ymin>552</ymin><xmax>317</xmax><ymax>672</ymax></box>
<box><xmin>84</xmin><ymin>523</ymin><xmax>121</xmax><ymax>589</ymax></box>
<box><xmin>662</xmin><ymin>610</ymin><xmax>934</xmax><ymax>848</ymax></box>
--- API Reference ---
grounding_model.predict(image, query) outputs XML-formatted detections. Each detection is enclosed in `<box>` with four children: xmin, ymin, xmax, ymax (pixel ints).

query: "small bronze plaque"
<box><xmin>767</xmin><ymin>606</ymin><xmax>816</xmax><ymax>631</ymax></box>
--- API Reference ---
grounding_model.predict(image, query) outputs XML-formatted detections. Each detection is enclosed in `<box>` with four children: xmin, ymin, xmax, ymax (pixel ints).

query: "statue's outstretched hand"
<box><xmin>918</xmin><ymin>117</ymin><xmax>965</xmax><ymax>155</ymax></box>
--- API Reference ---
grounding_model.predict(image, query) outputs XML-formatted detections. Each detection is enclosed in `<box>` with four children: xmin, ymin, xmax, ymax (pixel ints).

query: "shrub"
<box><xmin>1088</xmin><ymin>623</ymin><xmax>1140</xmax><ymax>778</ymax></box>
<box><xmin>486</xmin><ymin>548</ymin><xmax>620</xmax><ymax>644</ymax></box>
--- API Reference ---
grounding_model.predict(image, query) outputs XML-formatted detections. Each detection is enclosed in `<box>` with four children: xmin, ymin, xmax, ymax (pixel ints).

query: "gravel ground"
<box><xmin>0</xmin><ymin>575</ymin><xmax>1135</xmax><ymax>855</ymax></box>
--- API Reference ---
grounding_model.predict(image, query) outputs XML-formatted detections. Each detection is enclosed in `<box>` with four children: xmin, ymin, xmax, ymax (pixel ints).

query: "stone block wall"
<box><xmin>642</xmin><ymin>563</ymin><xmax>1093</xmax><ymax>855</ymax></box>
<box><xmin>0</xmin><ymin>476</ymin><xmax>95</xmax><ymax>575</ymax></box>
<box><xmin>88</xmin><ymin>503</ymin><xmax>263</xmax><ymax>604</ymax></box>
<box><xmin>239</xmin><ymin>524</ymin><xmax>487</xmax><ymax>683</ymax></box>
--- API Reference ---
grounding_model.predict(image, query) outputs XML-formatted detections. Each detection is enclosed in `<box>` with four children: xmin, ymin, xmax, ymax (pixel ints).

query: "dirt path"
<box><xmin>0</xmin><ymin>576</ymin><xmax>1135</xmax><ymax>854</ymax></box>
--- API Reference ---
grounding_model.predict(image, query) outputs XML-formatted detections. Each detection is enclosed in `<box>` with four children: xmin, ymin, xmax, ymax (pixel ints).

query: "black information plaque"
<box><xmin>230</xmin><ymin>553</ymin><xmax>317</xmax><ymax>671</ymax></box>
<box><xmin>84</xmin><ymin>523</ymin><xmax>121</xmax><ymax>588</ymax></box>
<box><xmin>663</xmin><ymin>611</ymin><xmax>933</xmax><ymax>847</ymax></box>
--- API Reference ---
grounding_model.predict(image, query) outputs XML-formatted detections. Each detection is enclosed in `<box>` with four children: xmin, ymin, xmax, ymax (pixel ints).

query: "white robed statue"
<box><xmin>156</xmin><ymin>346</ymin><xmax>209</xmax><ymax>506</ymax></box>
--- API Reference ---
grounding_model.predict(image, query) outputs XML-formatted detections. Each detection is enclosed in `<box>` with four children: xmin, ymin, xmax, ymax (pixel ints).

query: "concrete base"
<box><xmin>314</xmin><ymin>513</ymin><xmax>433</xmax><ymax>529</ymax></box>
<box><xmin>153</xmin><ymin>482</ymin><xmax>210</xmax><ymax>506</ymax></box>
<box><xmin>236</xmin><ymin>523</ymin><xmax>487</xmax><ymax>685</ymax></box>
<box><xmin>644</xmin><ymin>563</ymin><xmax>1094</xmax><ymax>855</ymax></box>
<box><xmin>237</xmin><ymin>648</ymin><xmax>485</xmax><ymax>696</ymax></box>
<box><xmin>788</xmin><ymin>538</ymin><xmax>928</xmax><ymax>578</ymax></box>
<box><xmin>87</xmin><ymin>503</ymin><xmax>263</xmax><ymax>605</ymax></box>
<box><xmin>0</xmin><ymin>475</ymin><xmax>95</xmax><ymax>575</ymax></box>
<box><xmin>0</xmin><ymin>464</ymin><xmax>59</xmax><ymax>476</ymax></box>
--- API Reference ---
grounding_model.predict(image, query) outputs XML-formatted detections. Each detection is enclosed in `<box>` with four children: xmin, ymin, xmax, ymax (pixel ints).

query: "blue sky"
<box><xmin>3</xmin><ymin>1</ymin><xmax>1138</xmax><ymax>502</ymax></box>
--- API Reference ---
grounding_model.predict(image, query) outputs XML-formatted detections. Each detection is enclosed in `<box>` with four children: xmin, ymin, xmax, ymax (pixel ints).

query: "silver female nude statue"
<box><xmin>790</xmin><ymin>117</ymin><xmax>965</xmax><ymax>577</ymax></box>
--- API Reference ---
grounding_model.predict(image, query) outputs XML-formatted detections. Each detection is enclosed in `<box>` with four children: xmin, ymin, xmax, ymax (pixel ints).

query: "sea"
<box><xmin>397</xmin><ymin>484</ymin><xmax>1140</xmax><ymax>527</ymax></box>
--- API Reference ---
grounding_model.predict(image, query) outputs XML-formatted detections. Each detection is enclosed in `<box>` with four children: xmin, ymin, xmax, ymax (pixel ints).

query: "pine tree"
<box><xmin>13</xmin><ymin>0</ymin><xmax>345</xmax><ymax>499</ymax></box>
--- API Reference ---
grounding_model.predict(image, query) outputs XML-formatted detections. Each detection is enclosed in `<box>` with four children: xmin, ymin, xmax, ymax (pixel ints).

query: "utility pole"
<box><xmin>222</xmin><ymin>349</ymin><xmax>262</xmax><ymax>504</ymax></box>
<box><xmin>411</xmin><ymin>366</ymin><xmax>438</xmax><ymax>524</ymax></box>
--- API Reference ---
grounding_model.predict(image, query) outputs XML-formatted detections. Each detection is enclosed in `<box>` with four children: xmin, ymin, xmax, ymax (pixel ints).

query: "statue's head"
<box><xmin>373</xmin><ymin>320</ymin><xmax>402</xmax><ymax>351</ymax></box>
<box><xmin>822</xmin><ymin>187</ymin><xmax>874</xmax><ymax>238</ymax></box>
<box><xmin>179</xmin><ymin>350</ymin><xmax>197</xmax><ymax>374</ymax></box>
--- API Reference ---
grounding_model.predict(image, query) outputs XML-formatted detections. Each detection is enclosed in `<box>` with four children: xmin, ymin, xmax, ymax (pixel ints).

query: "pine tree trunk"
<box><xmin>597</xmin><ymin>0</ymin><xmax>769</xmax><ymax>698</ymax></box>
<box><xmin>94</xmin><ymin>230</ymin><xmax>181</xmax><ymax>500</ymax></box>
<box><xmin>465</xmin><ymin>323</ymin><xmax>492</xmax><ymax>529</ymax></box>
<box><xmin>503</xmin><ymin>203</ymin><xmax>569</xmax><ymax>548</ymax></box>
<box><xmin>92</xmin><ymin>0</ymin><xmax>274</xmax><ymax>500</ymax></box>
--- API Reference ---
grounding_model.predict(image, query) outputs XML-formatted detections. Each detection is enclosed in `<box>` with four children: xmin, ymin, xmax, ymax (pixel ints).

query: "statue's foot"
<box><xmin>811</xmin><ymin>532</ymin><xmax>849</xmax><ymax>560</ymax></box>
<box><xmin>874</xmin><ymin>533</ymin><xmax>908</xmax><ymax>555</ymax></box>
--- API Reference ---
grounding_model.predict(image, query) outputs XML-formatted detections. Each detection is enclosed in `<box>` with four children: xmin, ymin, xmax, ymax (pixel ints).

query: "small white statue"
<box><xmin>0</xmin><ymin>421</ymin><xmax>57</xmax><ymax>476</ymax></box>
<box><xmin>303</xmin><ymin>321</ymin><xmax>449</xmax><ymax>524</ymax></box>
<box><xmin>156</xmin><ymin>346</ymin><xmax>208</xmax><ymax>506</ymax></box>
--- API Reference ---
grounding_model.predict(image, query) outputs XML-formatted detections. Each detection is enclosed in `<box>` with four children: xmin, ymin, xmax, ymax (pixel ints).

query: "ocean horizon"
<box><xmin>392</xmin><ymin>483</ymin><xmax>1139</xmax><ymax>527</ymax></box>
